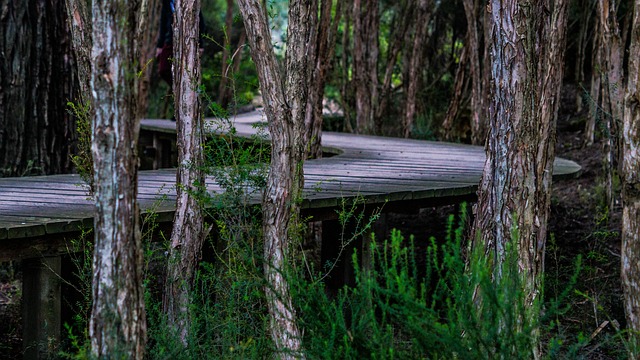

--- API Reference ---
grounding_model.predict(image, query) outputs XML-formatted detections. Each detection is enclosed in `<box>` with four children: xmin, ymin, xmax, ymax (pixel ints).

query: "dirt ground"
<box><xmin>0</xmin><ymin>85</ymin><xmax>627</xmax><ymax>358</ymax></box>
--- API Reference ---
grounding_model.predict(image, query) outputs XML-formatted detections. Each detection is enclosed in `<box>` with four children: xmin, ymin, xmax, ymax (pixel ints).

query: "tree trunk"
<box><xmin>163</xmin><ymin>0</ymin><xmax>207</xmax><ymax>346</ymax></box>
<box><xmin>586</xmin><ymin>10</ymin><xmax>602</xmax><ymax>147</ymax></box>
<box><xmin>0</xmin><ymin>0</ymin><xmax>78</xmax><ymax>177</ymax></box>
<box><xmin>218</xmin><ymin>0</ymin><xmax>235</xmax><ymax>108</ymax></box>
<box><xmin>137</xmin><ymin>0</ymin><xmax>162</xmax><ymax>118</ymax></box>
<box><xmin>403</xmin><ymin>0</ymin><xmax>433</xmax><ymax>138</ymax></box>
<box><xmin>598</xmin><ymin>0</ymin><xmax>624</xmax><ymax>213</ymax></box>
<box><xmin>442</xmin><ymin>44</ymin><xmax>468</xmax><ymax>140</ymax></box>
<box><xmin>472</xmin><ymin>0</ymin><xmax>568</xmax><ymax>355</ymax></box>
<box><xmin>65</xmin><ymin>0</ymin><xmax>92</xmax><ymax>99</ymax></box>
<box><xmin>621</xmin><ymin>0</ymin><xmax>640</xmax><ymax>351</ymax></box>
<box><xmin>304</xmin><ymin>0</ymin><xmax>342</xmax><ymax>159</ymax></box>
<box><xmin>353</xmin><ymin>0</ymin><xmax>379</xmax><ymax>135</ymax></box>
<box><xmin>463</xmin><ymin>0</ymin><xmax>486</xmax><ymax>145</ymax></box>
<box><xmin>237</xmin><ymin>0</ymin><xmax>313</xmax><ymax>357</ymax></box>
<box><xmin>89</xmin><ymin>0</ymin><xmax>146</xmax><ymax>358</ymax></box>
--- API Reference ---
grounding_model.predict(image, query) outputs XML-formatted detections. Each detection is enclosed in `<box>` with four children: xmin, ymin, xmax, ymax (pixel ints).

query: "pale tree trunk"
<box><xmin>137</xmin><ymin>0</ymin><xmax>162</xmax><ymax>118</ymax></box>
<box><xmin>353</xmin><ymin>0</ymin><xmax>379</xmax><ymax>135</ymax></box>
<box><xmin>403</xmin><ymin>0</ymin><xmax>433</xmax><ymax>138</ymax></box>
<box><xmin>89</xmin><ymin>0</ymin><xmax>146</xmax><ymax>358</ymax></box>
<box><xmin>0</xmin><ymin>0</ymin><xmax>78</xmax><ymax>177</ymax></box>
<box><xmin>304</xmin><ymin>0</ymin><xmax>342</xmax><ymax>159</ymax></box>
<box><xmin>163</xmin><ymin>0</ymin><xmax>207</xmax><ymax>346</ymax></box>
<box><xmin>472</xmin><ymin>0</ymin><xmax>568</xmax><ymax>356</ymax></box>
<box><xmin>237</xmin><ymin>0</ymin><xmax>313</xmax><ymax>357</ymax></box>
<box><xmin>621</xmin><ymin>0</ymin><xmax>640</xmax><ymax>352</ymax></box>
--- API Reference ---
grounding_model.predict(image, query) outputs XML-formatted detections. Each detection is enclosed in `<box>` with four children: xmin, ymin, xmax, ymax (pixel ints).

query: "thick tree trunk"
<box><xmin>472</xmin><ymin>0</ymin><xmax>568</xmax><ymax>355</ymax></box>
<box><xmin>237</xmin><ymin>0</ymin><xmax>312</xmax><ymax>357</ymax></box>
<box><xmin>353</xmin><ymin>0</ymin><xmax>379</xmax><ymax>135</ymax></box>
<box><xmin>89</xmin><ymin>0</ymin><xmax>146</xmax><ymax>358</ymax></box>
<box><xmin>163</xmin><ymin>0</ymin><xmax>207</xmax><ymax>346</ymax></box>
<box><xmin>621</xmin><ymin>0</ymin><xmax>640</xmax><ymax>349</ymax></box>
<box><xmin>0</xmin><ymin>0</ymin><xmax>78</xmax><ymax>177</ymax></box>
<box><xmin>403</xmin><ymin>0</ymin><xmax>432</xmax><ymax>138</ymax></box>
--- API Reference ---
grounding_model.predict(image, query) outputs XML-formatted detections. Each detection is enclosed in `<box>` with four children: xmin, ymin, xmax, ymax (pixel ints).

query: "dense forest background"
<box><xmin>1</xmin><ymin>0</ymin><xmax>640</xmax><ymax>358</ymax></box>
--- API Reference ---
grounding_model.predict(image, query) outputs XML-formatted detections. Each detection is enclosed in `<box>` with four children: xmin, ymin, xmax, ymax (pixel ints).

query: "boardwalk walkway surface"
<box><xmin>0</xmin><ymin>110</ymin><xmax>581</xmax><ymax>357</ymax></box>
<box><xmin>0</xmin><ymin>110</ymin><xmax>581</xmax><ymax>254</ymax></box>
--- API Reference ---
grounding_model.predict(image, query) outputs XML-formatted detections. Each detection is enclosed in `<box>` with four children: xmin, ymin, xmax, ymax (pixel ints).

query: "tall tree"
<box><xmin>463</xmin><ymin>0</ymin><xmax>487</xmax><ymax>145</ymax></box>
<box><xmin>621</xmin><ymin>0</ymin><xmax>640</xmax><ymax>350</ymax></box>
<box><xmin>352</xmin><ymin>0</ymin><xmax>379</xmax><ymax>135</ymax></box>
<box><xmin>402</xmin><ymin>0</ymin><xmax>433</xmax><ymax>138</ymax></box>
<box><xmin>304</xmin><ymin>0</ymin><xmax>342</xmax><ymax>159</ymax></box>
<box><xmin>89</xmin><ymin>0</ymin><xmax>146</xmax><ymax>357</ymax></box>
<box><xmin>471</xmin><ymin>0</ymin><xmax>568</xmax><ymax>354</ymax></box>
<box><xmin>236</xmin><ymin>0</ymin><xmax>313</xmax><ymax>356</ymax></box>
<box><xmin>0</xmin><ymin>0</ymin><xmax>78</xmax><ymax>177</ymax></box>
<box><xmin>163</xmin><ymin>0</ymin><xmax>207</xmax><ymax>345</ymax></box>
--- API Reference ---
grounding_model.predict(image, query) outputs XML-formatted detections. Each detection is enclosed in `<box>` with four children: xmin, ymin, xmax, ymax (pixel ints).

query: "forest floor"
<box><xmin>0</xmin><ymin>85</ymin><xmax>627</xmax><ymax>359</ymax></box>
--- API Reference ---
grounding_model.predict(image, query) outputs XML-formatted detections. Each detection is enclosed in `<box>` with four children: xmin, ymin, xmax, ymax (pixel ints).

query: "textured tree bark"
<box><xmin>90</xmin><ymin>0</ymin><xmax>146</xmax><ymax>358</ymax></box>
<box><xmin>586</xmin><ymin>12</ymin><xmax>602</xmax><ymax>147</ymax></box>
<box><xmin>304</xmin><ymin>0</ymin><xmax>342</xmax><ymax>159</ymax></box>
<box><xmin>472</xmin><ymin>0</ymin><xmax>568</xmax><ymax>355</ymax></box>
<box><xmin>64</xmin><ymin>0</ymin><xmax>92</xmax><ymax>99</ymax></box>
<box><xmin>403</xmin><ymin>0</ymin><xmax>433</xmax><ymax>138</ymax></box>
<box><xmin>137</xmin><ymin>0</ymin><xmax>162</xmax><ymax>118</ymax></box>
<box><xmin>237</xmin><ymin>0</ymin><xmax>312</xmax><ymax>357</ymax></box>
<box><xmin>621</xmin><ymin>0</ymin><xmax>640</xmax><ymax>349</ymax></box>
<box><xmin>353</xmin><ymin>0</ymin><xmax>379</xmax><ymax>135</ymax></box>
<box><xmin>0</xmin><ymin>0</ymin><xmax>78</xmax><ymax>177</ymax></box>
<box><xmin>162</xmin><ymin>0</ymin><xmax>207</xmax><ymax>346</ymax></box>
<box><xmin>463</xmin><ymin>0</ymin><xmax>486</xmax><ymax>145</ymax></box>
<box><xmin>598</xmin><ymin>0</ymin><xmax>624</xmax><ymax>214</ymax></box>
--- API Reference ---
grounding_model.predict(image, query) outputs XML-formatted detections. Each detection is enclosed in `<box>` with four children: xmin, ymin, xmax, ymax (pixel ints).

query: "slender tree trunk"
<box><xmin>304</xmin><ymin>0</ymin><xmax>342</xmax><ymax>159</ymax></box>
<box><xmin>598</xmin><ymin>0</ymin><xmax>624</xmax><ymax>213</ymax></box>
<box><xmin>574</xmin><ymin>0</ymin><xmax>595</xmax><ymax>113</ymax></box>
<box><xmin>586</xmin><ymin>11</ymin><xmax>602</xmax><ymax>146</ymax></box>
<box><xmin>621</xmin><ymin>0</ymin><xmax>640</xmax><ymax>351</ymax></box>
<box><xmin>340</xmin><ymin>3</ymin><xmax>355</xmax><ymax>133</ymax></box>
<box><xmin>463</xmin><ymin>0</ymin><xmax>486</xmax><ymax>145</ymax></box>
<box><xmin>472</xmin><ymin>0</ymin><xmax>568</xmax><ymax>356</ymax></box>
<box><xmin>376</xmin><ymin>0</ymin><xmax>413</xmax><ymax>129</ymax></box>
<box><xmin>137</xmin><ymin>0</ymin><xmax>162</xmax><ymax>118</ymax></box>
<box><xmin>218</xmin><ymin>0</ymin><xmax>235</xmax><ymax>108</ymax></box>
<box><xmin>353</xmin><ymin>0</ymin><xmax>379</xmax><ymax>135</ymax></box>
<box><xmin>89</xmin><ymin>0</ymin><xmax>146</xmax><ymax>357</ymax></box>
<box><xmin>65</xmin><ymin>0</ymin><xmax>92</xmax><ymax>99</ymax></box>
<box><xmin>0</xmin><ymin>0</ymin><xmax>78</xmax><ymax>177</ymax></box>
<box><xmin>403</xmin><ymin>0</ymin><xmax>433</xmax><ymax>138</ymax></box>
<box><xmin>237</xmin><ymin>0</ymin><xmax>313</xmax><ymax>357</ymax></box>
<box><xmin>163</xmin><ymin>0</ymin><xmax>207</xmax><ymax>345</ymax></box>
<box><xmin>442</xmin><ymin>44</ymin><xmax>468</xmax><ymax>140</ymax></box>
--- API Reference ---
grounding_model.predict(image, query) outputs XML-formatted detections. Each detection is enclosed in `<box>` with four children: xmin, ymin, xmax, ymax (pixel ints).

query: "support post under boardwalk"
<box><xmin>22</xmin><ymin>256</ymin><xmax>61</xmax><ymax>359</ymax></box>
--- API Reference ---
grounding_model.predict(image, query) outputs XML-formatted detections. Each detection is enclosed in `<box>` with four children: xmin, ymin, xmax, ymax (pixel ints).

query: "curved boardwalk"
<box><xmin>0</xmin><ymin>110</ymin><xmax>581</xmax><ymax>253</ymax></box>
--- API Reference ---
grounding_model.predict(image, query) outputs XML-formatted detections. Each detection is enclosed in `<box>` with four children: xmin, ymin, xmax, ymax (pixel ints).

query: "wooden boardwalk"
<box><xmin>0</xmin><ymin>110</ymin><xmax>581</xmax><ymax>357</ymax></box>
<box><xmin>0</xmin><ymin>110</ymin><xmax>581</xmax><ymax>254</ymax></box>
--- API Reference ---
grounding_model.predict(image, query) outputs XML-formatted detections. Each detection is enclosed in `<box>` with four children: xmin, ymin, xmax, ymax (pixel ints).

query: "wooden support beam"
<box><xmin>22</xmin><ymin>256</ymin><xmax>61</xmax><ymax>359</ymax></box>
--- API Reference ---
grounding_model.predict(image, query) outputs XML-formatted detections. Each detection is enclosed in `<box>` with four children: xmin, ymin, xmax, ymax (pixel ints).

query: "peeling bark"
<box><xmin>472</xmin><ymin>0</ymin><xmax>568</xmax><ymax>355</ymax></box>
<box><xmin>163</xmin><ymin>0</ymin><xmax>207</xmax><ymax>346</ymax></box>
<box><xmin>237</xmin><ymin>0</ymin><xmax>313</xmax><ymax>356</ymax></box>
<box><xmin>89</xmin><ymin>0</ymin><xmax>146</xmax><ymax>357</ymax></box>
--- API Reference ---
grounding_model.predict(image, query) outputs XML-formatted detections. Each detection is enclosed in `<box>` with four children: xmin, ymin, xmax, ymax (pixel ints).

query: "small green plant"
<box><xmin>67</xmin><ymin>100</ymin><xmax>94</xmax><ymax>196</ymax></box>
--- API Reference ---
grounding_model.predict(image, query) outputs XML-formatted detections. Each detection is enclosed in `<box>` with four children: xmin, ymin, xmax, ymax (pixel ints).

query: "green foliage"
<box><xmin>67</xmin><ymin>100</ymin><xmax>94</xmax><ymax>195</ymax></box>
